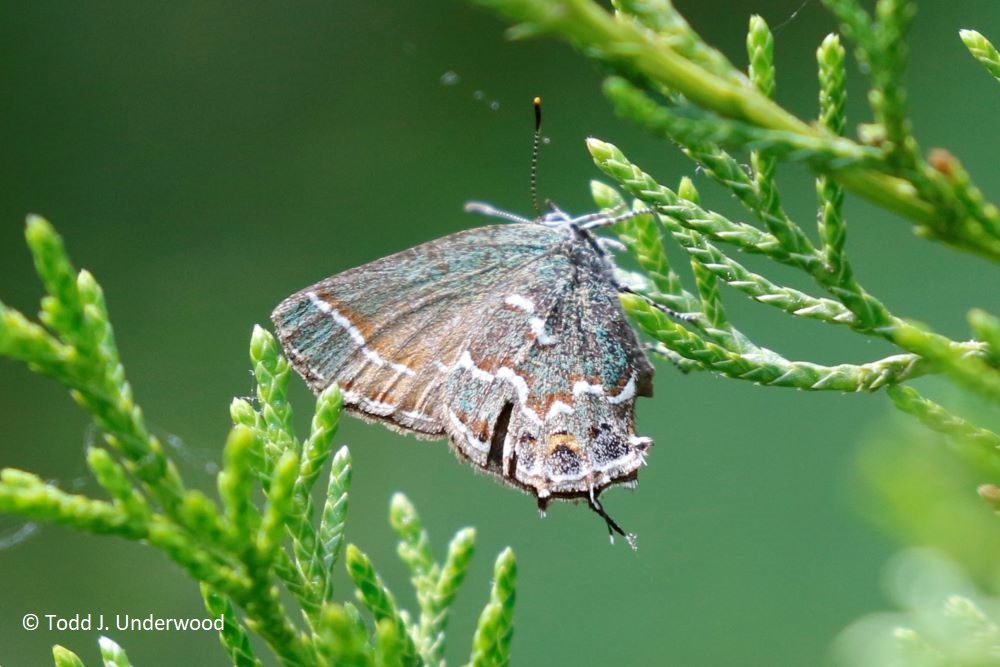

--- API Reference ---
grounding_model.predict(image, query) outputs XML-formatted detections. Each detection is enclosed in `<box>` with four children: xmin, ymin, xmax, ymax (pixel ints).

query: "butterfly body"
<box><xmin>272</xmin><ymin>217</ymin><xmax>653</xmax><ymax>507</ymax></box>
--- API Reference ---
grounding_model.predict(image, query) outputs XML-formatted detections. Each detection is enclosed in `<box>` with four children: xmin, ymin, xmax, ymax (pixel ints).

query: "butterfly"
<box><xmin>271</xmin><ymin>101</ymin><xmax>661</xmax><ymax>543</ymax></box>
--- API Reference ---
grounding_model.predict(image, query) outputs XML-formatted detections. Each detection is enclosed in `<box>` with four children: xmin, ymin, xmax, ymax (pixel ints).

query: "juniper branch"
<box><xmin>469</xmin><ymin>0</ymin><xmax>939</xmax><ymax>225</ymax></box>
<box><xmin>887</xmin><ymin>385</ymin><xmax>1000</xmax><ymax>449</ymax></box>
<box><xmin>1</xmin><ymin>217</ymin><xmax>516</xmax><ymax>666</ymax></box>
<box><xmin>624</xmin><ymin>294</ymin><xmax>928</xmax><ymax>391</ymax></box>
<box><xmin>469</xmin><ymin>0</ymin><xmax>1000</xmax><ymax>262</ymax></box>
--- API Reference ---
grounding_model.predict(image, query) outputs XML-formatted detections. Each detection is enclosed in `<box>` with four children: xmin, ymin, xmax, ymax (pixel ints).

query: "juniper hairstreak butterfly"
<box><xmin>272</xmin><ymin>99</ymin><xmax>661</xmax><ymax>545</ymax></box>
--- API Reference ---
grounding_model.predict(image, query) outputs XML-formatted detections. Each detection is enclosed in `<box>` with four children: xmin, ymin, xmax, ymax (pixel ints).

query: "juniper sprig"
<box><xmin>0</xmin><ymin>217</ymin><xmax>517</xmax><ymax>666</ymax></box>
<box><xmin>467</xmin><ymin>0</ymin><xmax>1000</xmax><ymax>462</ymax></box>
<box><xmin>461</xmin><ymin>1</ymin><xmax>1000</xmax><ymax>659</ymax></box>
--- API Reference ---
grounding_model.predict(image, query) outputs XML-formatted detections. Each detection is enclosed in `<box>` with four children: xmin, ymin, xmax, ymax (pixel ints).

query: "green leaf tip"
<box><xmin>229</xmin><ymin>397</ymin><xmax>257</xmax><ymax>427</ymax></box>
<box><xmin>320</xmin><ymin>445</ymin><xmax>352</xmax><ymax>581</ymax></box>
<box><xmin>388</xmin><ymin>492</ymin><xmax>433</xmax><ymax>583</ymax></box>
<box><xmin>24</xmin><ymin>213</ymin><xmax>57</xmax><ymax>246</ymax></box>
<box><xmin>493</xmin><ymin>546</ymin><xmax>517</xmax><ymax>592</ymax></box>
<box><xmin>52</xmin><ymin>646</ymin><xmax>86</xmax><ymax>667</ymax></box>
<box><xmin>960</xmin><ymin>28</ymin><xmax>1000</xmax><ymax>83</ymax></box>
<box><xmin>250</xmin><ymin>324</ymin><xmax>279</xmax><ymax>363</ymax></box>
<box><xmin>316</xmin><ymin>382</ymin><xmax>343</xmax><ymax>414</ymax></box>
<box><xmin>98</xmin><ymin>636</ymin><xmax>132</xmax><ymax>667</ymax></box>
<box><xmin>249</xmin><ymin>322</ymin><xmax>295</xmax><ymax>467</ymax></box>
<box><xmin>968</xmin><ymin>308</ymin><xmax>1000</xmax><ymax>366</ymax></box>
<box><xmin>819</xmin><ymin>32</ymin><xmax>844</xmax><ymax>55</ymax></box>
<box><xmin>589</xmin><ymin>179</ymin><xmax>624</xmax><ymax>210</ymax></box>
<box><xmin>300</xmin><ymin>382</ymin><xmax>343</xmax><ymax>494</ymax></box>
<box><xmin>618</xmin><ymin>291</ymin><xmax>645</xmax><ymax>314</ymax></box>
<box><xmin>389</xmin><ymin>492</ymin><xmax>420</xmax><ymax>536</ymax></box>
<box><xmin>585</xmin><ymin>136</ymin><xmax>614</xmax><ymax>162</ymax></box>
<box><xmin>677</xmin><ymin>176</ymin><xmax>700</xmax><ymax>204</ymax></box>
<box><xmin>470</xmin><ymin>546</ymin><xmax>518</xmax><ymax>667</ymax></box>
<box><xmin>23</xmin><ymin>214</ymin><xmax>84</xmax><ymax>339</ymax></box>
<box><xmin>747</xmin><ymin>14</ymin><xmax>775</xmax><ymax>99</ymax></box>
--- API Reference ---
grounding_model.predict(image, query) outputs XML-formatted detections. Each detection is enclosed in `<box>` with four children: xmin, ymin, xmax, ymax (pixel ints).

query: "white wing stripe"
<box><xmin>307</xmin><ymin>291</ymin><xmax>415</xmax><ymax>377</ymax></box>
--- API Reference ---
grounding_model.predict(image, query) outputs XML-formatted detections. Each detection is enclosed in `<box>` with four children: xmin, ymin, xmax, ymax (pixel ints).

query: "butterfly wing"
<box><xmin>273</xmin><ymin>221</ymin><xmax>654</xmax><ymax>502</ymax></box>
<box><xmin>270</xmin><ymin>223</ymin><xmax>563</xmax><ymax>437</ymax></box>
<box><xmin>441</xmin><ymin>231</ymin><xmax>654</xmax><ymax>501</ymax></box>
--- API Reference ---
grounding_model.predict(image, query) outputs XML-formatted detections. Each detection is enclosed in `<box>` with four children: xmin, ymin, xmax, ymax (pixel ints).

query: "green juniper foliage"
<box><xmin>461</xmin><ymin>0</ymin><xmax>1000</xmax><ymax>449</ymax></box>
<box><xmin>0</xmin><ymin>216</ymin><xmax>516</xmax><ymax>666</ymax></box>
<box><xmin>8</xmin><ymin>0</ymin><xmax>1000</xmax><ymax>664</ymax></box>
<box><xmin>460</xmin><ymin>0</ymin><xmax>1000</xmax><ymax>661</ymax></box>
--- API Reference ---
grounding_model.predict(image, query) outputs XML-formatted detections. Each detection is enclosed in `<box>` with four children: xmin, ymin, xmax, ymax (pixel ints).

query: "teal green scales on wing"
<box><xmin>271</xmin><ymin>218</ymin><xmax>653</xmax><ymax>541</ymax></box>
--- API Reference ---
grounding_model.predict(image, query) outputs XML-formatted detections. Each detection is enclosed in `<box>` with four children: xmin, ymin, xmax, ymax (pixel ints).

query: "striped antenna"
<box><xmin>530</xmin><ymin>96</ymin><xmax>542</xmax><ymax>216</ymax></box>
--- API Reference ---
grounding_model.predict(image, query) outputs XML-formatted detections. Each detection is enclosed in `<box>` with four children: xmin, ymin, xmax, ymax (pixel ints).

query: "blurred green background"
<box><xmin>2</xmin><ymin>1</ymin><xmax>1000</xmax><ymax>664</ymax></box>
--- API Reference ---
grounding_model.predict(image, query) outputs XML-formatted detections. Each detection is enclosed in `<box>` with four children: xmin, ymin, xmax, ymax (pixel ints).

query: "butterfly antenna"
<box><xmin>530</xmin><ymin>96</ymin><xmax>543</xmax><ymax>217</ymax></box>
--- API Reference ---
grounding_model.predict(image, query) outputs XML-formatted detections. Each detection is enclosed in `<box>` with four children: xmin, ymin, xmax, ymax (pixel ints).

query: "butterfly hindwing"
<box><xmin>437</xmin><ymin>237</ymin><xmax>576</xmax><ymax>471</ymax></box>
<box><xmin>440</xmin><ymin>230</ymin><xmax>654</xmax><ymax>500</ymax></box>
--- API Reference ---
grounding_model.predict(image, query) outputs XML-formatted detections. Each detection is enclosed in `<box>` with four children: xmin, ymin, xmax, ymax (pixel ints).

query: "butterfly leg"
<box><xmin>595</xmin><ymin>236</ymin><xmax>627</xmax><ymax>254</ymax></box>
<box><xmin>645</xmin><ymin>342</ymin><xmax>701</xmax><ymax>374</ymax></box>
<box><xmin>617</xmin><ymin>285</ymin><xmax>703</xmax><ymax>325</ymax></box>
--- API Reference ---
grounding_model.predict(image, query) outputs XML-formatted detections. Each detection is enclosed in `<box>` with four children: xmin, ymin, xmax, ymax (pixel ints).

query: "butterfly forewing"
<box><xmin>271</xmin><ymin>224</ymin><xmax>562</xmax><ymax>437</ymax></box>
